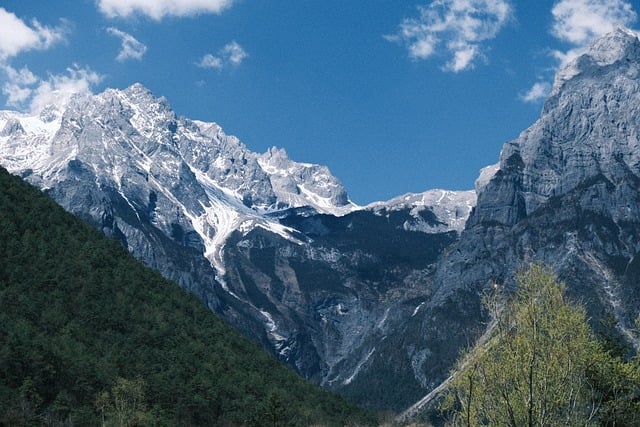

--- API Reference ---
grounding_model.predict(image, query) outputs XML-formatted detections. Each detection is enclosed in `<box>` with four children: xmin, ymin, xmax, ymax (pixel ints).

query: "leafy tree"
<box><xmin>264</xmin><ymin>389</ymin><xmax>289</xmax><ymax>427</ymax></box>
<box><xmin>96</xmin><ymin>377</ymin><xmax>153</xmax><ymax>427</ymax></box>
<box><xmin>442</xmin><ymin>264</ymin><xmax>604</xmax><ymax>426</ymax></box>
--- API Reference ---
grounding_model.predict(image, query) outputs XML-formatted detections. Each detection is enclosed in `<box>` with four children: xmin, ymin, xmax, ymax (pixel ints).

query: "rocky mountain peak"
<box><xmin>587</xmin><ymin>27</ymin><xmax>640</xmax><ymax>64</ymax></box>
<box><xmin>551</xmin><ymin>27</ymin><xmax>640</xmax><ymax>98</ymax></box>
<box><xmin>365</xmin><ymin>189</ymin><xmax>476</xmax><ymax>233</ymax></box>
<box><xmin>256</xmin><ymin>145</ymin><xmax>354</xmax><ymax>214</ymax></box>
<box><xmin>433</xmin><ymin>27</ymin><xmax>640</xmax><ymax>370</ymax></box>
<box><xmin>123</xmin><ymin>81</ymin><xmax>155</xmax><ymax>99</ymax></box>
<box><xmin>474</xmin><ymin>28</ymin><xmax>640</xmax><ymax>226</ymax></box>
<box><xmin>0</xmin><ymin>83</ymin><xmax>360</xmax><ymax>275</ymax></box>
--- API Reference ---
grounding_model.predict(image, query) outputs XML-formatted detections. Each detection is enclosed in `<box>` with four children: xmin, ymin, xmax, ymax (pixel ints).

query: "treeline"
<box><xmin>0</xmin><ymin>166</ymin><xmax>376</xmax><ymax>426</ymax></box>
<box><xmin>441</xmin><ymin>264</ymin><xmax>640</xmax><ymax>426</ymax></box>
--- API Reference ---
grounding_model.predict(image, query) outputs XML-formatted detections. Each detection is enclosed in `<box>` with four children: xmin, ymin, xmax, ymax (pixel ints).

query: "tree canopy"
<box><xmin>442</xmin><ymin>264</ymin><xmax>640</xmax><ymax>426</ymax></box>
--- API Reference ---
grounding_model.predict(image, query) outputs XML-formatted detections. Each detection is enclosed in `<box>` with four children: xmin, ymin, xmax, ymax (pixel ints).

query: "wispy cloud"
<box><xmin>521</xmin><ymin>0</ymin><xmax>637</xmax><ymax>103</ymax></box>
<box><xmin>107</xmin><ymin>27</ymin><xmax>147</xmax><ymax>62</ymax></box>
<box><xmin>519</xmin><ymin>82</ymin><xmax>552</xmax><ymax>103</ymax></box>
<box><xmin>98</xmin><ymin>0</ymin><xmax>235</xmax><ymax>20</ymax></box>
<box><xmin>551</xmin><ymin>0</ymin><xmax>637</xmax><ymax>66</ymax></box>
<box><xmin>223</xmin><ymin>41</ymin><xmax>248</xmax><ymax>65</ymax></box>
<box><xmin>197</xmin><ymin>54</ymin><xmax>223</xmax><ymax>70</ymax></box>
<box><xmin>551</xmin><ymin>0</ymin><xmax>636</xmax><ymax>45</ymax></box>
<box><xmin>29</xmin><ymin>66</ymin><xmax>102</xmax><ymax>113</ymax></box>
<box><xmin>197</xmin><ymin>41</ymin><xmax>247</xmax><ymax>70</ymax></box>
<box><xmin>1</xmin><ymin>66</ymin><xmax>39</xmax><ymax>106</ymax></box>
<box><xmin>2</xmin><ymin>65</ymin><xmax>102</xmax><ymax>113</ymax></box>
<box><xmin>386</xmin><ymin>0</ymin><xmax>513</xmax><ymax>72</ymax></box>
<box><xmin>0</xmin><ymin>7</ymin><xmax>98</xmax><ymax>113</ymax></box>
<box><xmin>0</xmin><ymin>7</ymin><xmax>67</xmax><ymax>60</ymax></box>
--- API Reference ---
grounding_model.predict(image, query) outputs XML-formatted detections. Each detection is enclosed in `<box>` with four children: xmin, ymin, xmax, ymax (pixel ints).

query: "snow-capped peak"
<box><xmin>366</xmin><ymin>189</ymin><xmax>476</xmax><ymax>233</ymax></box>
<box><xmin>257</xmin><ymin>146</ymin><xmax>357</xmax><ymax>215</ymax></box>
<box><xmin>475</xmin><ymin>163</ymin><xmax>500</xmax><ymax>193</ymax></box>
<box><xmin>0</xmin><ymin>83</ymin><xmax>356</xmax><ymax>277</ymax></box>
<box><xmin>585</xmin><ymin>27</ymin><xmax>640</xmax><ymax>67</ymax></box>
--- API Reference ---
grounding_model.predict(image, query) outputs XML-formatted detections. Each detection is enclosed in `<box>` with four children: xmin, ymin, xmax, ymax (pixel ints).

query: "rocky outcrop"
<box><xmin>221</xmin><ymin>205</ymin><xmax>463</xmax><ymax>408</ymax></box>
<box><xmin>425</xmin><ymin>28</ymin><xmax>640</xmax><ymax>384</ymax></box>
<box><xmin>379</xmin><ymin>29</ymin><xmax>640</xmax><ymax>418</ymax></box>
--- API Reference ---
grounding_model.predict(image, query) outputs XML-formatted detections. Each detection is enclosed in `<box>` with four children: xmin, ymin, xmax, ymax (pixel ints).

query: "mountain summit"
<box><xmin>419</xmin><ymin>28</ymin><xmax>640</xmax><ymax>410</ymax></box>
<box><xmin>0</xmin><ymin>83</ymin><xmax>356</xmax><ymax>277</ymax></box>
<box><xmin>552</xmin><ymin>27</ymin><xmax>640</xmax><ymax>97</ymax></box>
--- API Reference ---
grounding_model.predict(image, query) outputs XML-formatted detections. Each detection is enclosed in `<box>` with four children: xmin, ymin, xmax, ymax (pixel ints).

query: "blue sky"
<box><xmin>0</xmin><ymin>0</ymin><xmax>638</xmax><ymax>204</ymax></box>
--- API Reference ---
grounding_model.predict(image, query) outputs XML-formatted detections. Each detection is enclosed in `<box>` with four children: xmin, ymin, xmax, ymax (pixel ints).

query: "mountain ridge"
<box><xmin>0</xmin><ymin>80</ymin><xmax>475</xmax><ymax>283</ymax></box>
<box><xmin>428</xmin><ymin>25</ymin><xmax>640</xmax><ymax>382</ymax></box>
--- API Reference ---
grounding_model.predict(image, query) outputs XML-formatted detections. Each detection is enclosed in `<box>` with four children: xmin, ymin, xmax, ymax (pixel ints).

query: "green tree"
<box><xmin>96</xmin><ymin>377</ymin><xmax>153</xmax><ymax>427</ymax></box>
<box><xmin>443</xmin><ymin>264</ymin><xmax>604</xmax><ymax>426</ymax></box>
<box><xmin>587</xmin><ymin>316</ymin><xmax>640</xmax><ymax>426</ymax></box>
<box><xmin>0</xmin><ymin>166</ymin><xmax>376</xmax><ymax>426</ymax></box>
<box><xmin>264</xmin><ymin>389</ymin><xmax>289</xmax><ymax>427</ymax></box>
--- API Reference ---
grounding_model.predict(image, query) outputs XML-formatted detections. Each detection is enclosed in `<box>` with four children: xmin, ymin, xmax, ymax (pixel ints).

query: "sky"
<box><xmin>0</xmin><ymin>0</ymin><xmax>638</xmax><ymax>204</ymax></box>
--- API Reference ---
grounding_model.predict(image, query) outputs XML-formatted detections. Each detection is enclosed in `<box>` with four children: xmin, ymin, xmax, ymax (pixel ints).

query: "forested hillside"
<box><xmin>0</xmin><ymin>167</ymin><xmax>376</xmax><ymax>426</ymax></box>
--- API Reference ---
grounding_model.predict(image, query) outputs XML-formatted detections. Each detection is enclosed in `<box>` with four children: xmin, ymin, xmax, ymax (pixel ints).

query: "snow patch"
<box><xmin>412</xmin><ymin>301</ymin><xmax>426</xmax><ymax>317</ymax></box>
<box><xmin>343</xmin><ymin>348</ymin><xmax>376</xmax><ymax>385</ymax></box>
<box><xmin>377</xmin><ymin>308</ymin><xmax>390</xmax><ymax>329</ymax></box>
<box><xmin>366</xmin><ymin>189</ymin><xmax>476</xmax><ymax>233</ymax></box>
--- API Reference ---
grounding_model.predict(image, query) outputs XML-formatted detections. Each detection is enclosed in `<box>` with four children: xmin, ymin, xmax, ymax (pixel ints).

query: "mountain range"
<box><xmin>2</xmin><ymin>28</ymin><xmax>640</xmax><ymax>414</ymax></box>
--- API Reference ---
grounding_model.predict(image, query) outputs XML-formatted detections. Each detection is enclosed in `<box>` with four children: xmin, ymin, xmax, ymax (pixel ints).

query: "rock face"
<box><xmin>222</xmin><ymin>206</ymin><xmax>465</xmax><ymax>408</ymax></box>
<box><xmin>429</xmin><ymin>27</ymin><xmax>640</xmax><ymax>374</ymax></box>
<box><xmin>3</xmin><ymin>28</ymin><xmax>640</xmax><ymax>412</ymax></box>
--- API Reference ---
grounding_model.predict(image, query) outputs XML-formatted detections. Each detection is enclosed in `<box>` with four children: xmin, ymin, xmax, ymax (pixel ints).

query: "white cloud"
<box><xmin>223</xmin><ymin>41</ymin><xmax>248</xmax><ymax>65</ymax></box>
<box><xmin>2</xmin><ymin>65</ymin><xmax>102</xmax><ymax>113</ymax></box>
<box><xmin>520</xmin><ymin>82</ymin><xmax>552</xmax><ymax>103</ymax></box>
<box><xmin>1</xmin><ymin>66</ymin><xmax>38</xmax><ymax>106</ymax></box>
<box><xmin>551</xmin><ymin>0</ymin><xmax>636</xmax><ymax>45</ymax></box>
<box><xmin>551</xmin><ymin>0</ymin><xmax>637</xmax><ymax>66</ymax></box>
<box><xmin>549</xmin><ymin>47</ymin><xmax>584</xmax><ymax>70</ymax></box>
<box><xmin>97</xmin><ymin>0</ymin><xmax>235</xmax><ymax>20</ymax></box>
<box><xmin>197</xmin><ymin>41</ymin><xmax>247</xmax><ymax>69</ymax></box>
<box><xmin>197</xmin><ymin>54</ymin><xmax>223</xmax><ymax>69</ymax></box>
<box><xmin>519</xmin><ymin>0</ymin><xmax>637</xmax><ymax>104</ymax></box>
<box><xmin>447</xmin><ymin>43</ymin><xmax>479</xmax><ymax>72</ymax></box>
<box><xmin>0</xmin><ymin>7</ymin><xmax>67</xmax><ymax>59</ymax></box>
<box><xmin>107</xmin><ymin>27</ymin><xmax>147</xmax><ymax>62</ymax></box>
<box><xmin>387</xmin><ymin>0</ymin><xmax>513</xmax><ymax>72</ymax></box>
<box><xmin>30</xmin><ymin>66</ymin><xmax>102</xmax><ymax>113</ymax></box>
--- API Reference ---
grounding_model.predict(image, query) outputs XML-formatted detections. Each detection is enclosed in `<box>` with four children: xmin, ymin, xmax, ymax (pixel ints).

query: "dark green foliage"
<box><xmin>0</xmin><ymin>167</ymin><xmax>376</xmax><ymax>426</ymax></box>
